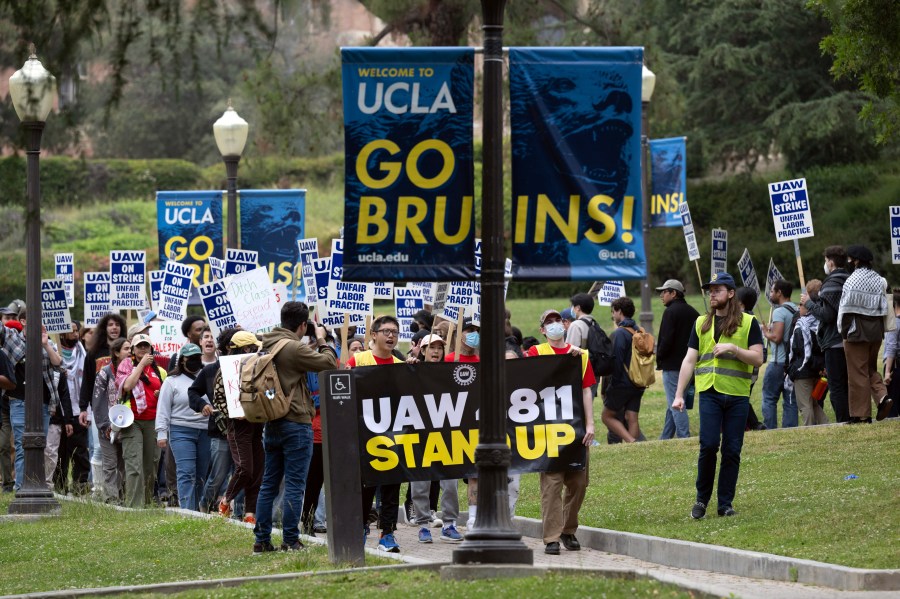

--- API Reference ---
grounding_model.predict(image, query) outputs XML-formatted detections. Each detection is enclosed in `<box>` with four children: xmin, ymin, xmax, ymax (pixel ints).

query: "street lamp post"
<box><xmin>639</xmin><ymin>64</ymin><xmax>656</xmax><ymax>336</ymax></box>
<box><xmin>453</xmin><ymin>0</ymin><xmax>532</xmax><ymax>566</ymax></box>
<box><xmin>213</xmin><ymin>102</ymin><xmax>249</xmax><ymax>249</ymax></box>
<box><xmin>8</xmin><ymin>47</ymin><xmax>60</xmax><ymax>515</ymax></box>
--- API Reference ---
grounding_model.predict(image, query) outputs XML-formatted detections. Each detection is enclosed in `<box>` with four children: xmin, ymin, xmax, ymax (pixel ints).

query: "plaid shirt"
<box><xmin>1</xmin><ymin>326</ymin><xmax>61</xmax><ymax>413</ymax></box>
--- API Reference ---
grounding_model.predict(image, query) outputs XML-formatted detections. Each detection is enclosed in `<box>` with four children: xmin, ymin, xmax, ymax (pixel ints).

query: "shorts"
<box><xmin>603</xmin><ymin>387</ymin><xmax>643</xmax><ymax>413</ymax></box>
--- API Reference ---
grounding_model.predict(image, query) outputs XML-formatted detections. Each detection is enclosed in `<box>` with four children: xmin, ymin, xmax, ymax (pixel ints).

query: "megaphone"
<box><xmin>109</xmin><ymin>404</ymin><xmax>134</xmax><ymax>443</ymax></box>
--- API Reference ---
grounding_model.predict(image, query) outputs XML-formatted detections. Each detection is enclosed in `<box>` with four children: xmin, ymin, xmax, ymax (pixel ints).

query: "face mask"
<box><xmin>184</xmin><ymin>357</ymin><xmax>203</xmax><ymax>373</ymax></box>
<box><xmin>464</xmin><ymin>332</ymin><xmax>480</xmax><ymax>348</ymax></box>
<box><xmin>545</xmin><ymin>322</ymin><xmax>565</xmax><ymax>340</ymax></box>
<box><xmin>824</xmin><ymin>261</ymin><xmax>832</xmax><ymax>276</ymax></box>
<box><xmin>410</xmin><ymin>321</ymin><xmax>420</xmax><ymax>333</ymax></box>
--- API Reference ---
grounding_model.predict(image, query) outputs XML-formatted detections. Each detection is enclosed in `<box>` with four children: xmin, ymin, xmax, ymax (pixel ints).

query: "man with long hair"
<box><xmin>673</xmin><ymin>273</ymin><xmax>764</xmax><ymax>519</ymax></box>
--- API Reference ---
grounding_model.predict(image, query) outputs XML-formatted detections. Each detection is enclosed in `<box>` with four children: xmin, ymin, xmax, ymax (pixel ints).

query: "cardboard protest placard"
<box><xmin>54</xmin><ymin>253</ymin><xmax>75</xmax><ymax>308</ymax></box>
<box><xmin>679</xmin><ymin>202</ymin><xmax>701</xmax><ymax>261</ymax></box>
<box><xmin>157</xmin><ymin>261</ymin><xmax>193</xmax><ymax>322</ymax></box>
<box><xmin>199</xmin><ymin>279</ymin><xmax>237</xmax><ymax>339</ymax></box>
<box><xmin>83</xmin><ymin>272</ymin><xmax>111</xmax><ymax>327</ymax></box>
<box><xmin>148</xmin><ymin>270</ymin><xmax>165</xmax><ymax>313</ymax></box>
<box><xmin>711</xmin><ymin>229</ymin><xmax>727</xmax><ymax>277</ymax></box>
<box><xmin>225</xmin><ymin>267</ymin><xmax>281</xmax><ymax>334</ymax></box>
<box><xmin>209</xmin><ymin>257</ymin><xmax>225</xmax><ymax>281</ymax></box>
<box><xmin>737</xmin><ymin>248</ymin><xmax>761</xmax><ymax>295</ymax></box>
<box><xmin>224</xmin><ymin>248</ymin><xmax>259</xmax><ymax>276</ymax></box>
<box><xmin>110</xmin><ymin>251</ymin><xmax>147</xmax><ymax>310</ymax></box>
<box><xmin>330</xmin><ymin>238</ymin><xmax>344</xmax><ymax>281</ymax></box>
<box><xmin>297</xmin><ymin>238</ymin><xmax>319</xmax><ymax>304</ymax></box>
<box><xmin>395</xmin><ymin>286</ymin><xmax>424</xmax><ymax>343</ymax></box>
<box><xmin>765</xmin><ymin>258</ymin><xmax>785</xmax><ymax>302</ymax></box>
<box><xmin>218</xmin><ymin>354</ymin><xmax>246</xmax><ymax>419</ymax></box>
<box><xmin>326</xmin><ymin>281</ymin><xmax>374</xmax><ymax>326</ymax></box>
<box><xmin>373</xmin><ymin>282</ymin><xmax>394</xmax><ymax>300</ymax></box>
<box><xmin>891</xmin><ymin>206</ymin><xmax>900</xmax><ymax>265</ymax></box>
<box><xmin>41</xmin><ymin>279</ymin><xmax>72</xmax><ymax>334</ymax></box>
<box><xmin>597</xmin><ymin>281</ymin><xmax>626</xmax><ymax>306</ymax></box>
<box><xmin>768</xmin><ymin>178</ymin><xmax>814</xmax><ymax>241</ymax></box>
<box><xmin>149</xmin><ymin>321</ymin><xmax>187</xmax><ymax>358</ymax></box>
<box><xmin>409</xmin><ymin>283</ymin><xmax>436</xmax><ymax>306</ymax></box>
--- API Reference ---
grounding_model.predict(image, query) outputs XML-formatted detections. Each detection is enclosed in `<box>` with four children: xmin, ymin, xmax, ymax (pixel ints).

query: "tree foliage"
<box><xmin>808</xmin><ymin>0</ymin><xmax>900</xmax><ymax>144</ymax></box>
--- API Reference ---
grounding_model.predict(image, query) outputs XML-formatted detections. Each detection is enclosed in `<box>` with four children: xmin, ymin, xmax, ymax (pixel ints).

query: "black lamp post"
<box><xmin>8</xmin><ymin>46</ymin><xmax>61</xmax><ymax>515</ymax></box>
<box><xmin>453</xmin><ymin>0</ymin><xmax>532</xmax><ymax>565</ymax></box>
<box><xmin>213</xmin><ymin>102</ymin><xmax>249</xmax><ymax>249</ymax></box>
<box><xmin>639</xmin><ymin>64</ymin><xmax>657</xmax><ymax>335</ymax></box>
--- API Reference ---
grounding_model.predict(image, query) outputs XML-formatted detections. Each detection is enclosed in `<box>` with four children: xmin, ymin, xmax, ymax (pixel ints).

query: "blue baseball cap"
<box><xmin>702</xmin><ymin>272</ymin><xmax>737</xmax><ymax>290</ymax></box>
<box><xmin>560</xmin><ymin>308</ymin><xmax>575</xmax><ymax>321</ymax></box>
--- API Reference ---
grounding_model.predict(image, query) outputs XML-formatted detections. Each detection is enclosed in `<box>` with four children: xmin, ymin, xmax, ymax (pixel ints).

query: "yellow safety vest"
<box><xmin>535</xmin><ymin>343</ymin><xmax>589</xmax><ymax>380</ymax></box>
<box><xmin>352</xmin><ymin>350</ymin><xmax>402</xmax><ymax>367</ymax></box>
<box><xmin>694</xmin><ymin>312</ymin><xmax>755</xmax><ymax>396</ymax></box>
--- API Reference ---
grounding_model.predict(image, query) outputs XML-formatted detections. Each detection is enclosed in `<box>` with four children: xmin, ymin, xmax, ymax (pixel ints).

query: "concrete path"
<box><xmin>365</xmin><ymin>521</ymin><xmax>898</xmax><ymax>599</ymax></box>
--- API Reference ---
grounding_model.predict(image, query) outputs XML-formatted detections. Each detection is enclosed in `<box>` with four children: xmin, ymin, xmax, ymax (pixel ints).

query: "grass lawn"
<box><xmin>130</xmin><ymin>570</ymin><xmax>694</xmax><ymax>599</ymax></box>
<box><xmin>0</xmin><ymin>497</ymin><xmax>391</xmax><ymax>596</ymax></box>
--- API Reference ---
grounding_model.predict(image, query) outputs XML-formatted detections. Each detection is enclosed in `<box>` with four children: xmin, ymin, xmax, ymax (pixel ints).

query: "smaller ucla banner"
<box><xmin>649</xmin><ymin>137</ymin><xmax>687</xmax><ymax>228</ymax></box>
<box><xmin>509</xmin><ymin>47</ymin><xmax>645</xmax><ymax>281</ymax></box>
<box><xmin>341</xmin><ymin>47</ymin><xmax>476</xmax><ymax>281</ymax></box>
<box><xmin>157</xmin><ymin>191</ymin><xmax>223</xmax><ymax>289</ymax></box>
<box><xmin>239</xmin><ymin>189</ymin><xmax>305</xmax><ymax>297</ymax></box>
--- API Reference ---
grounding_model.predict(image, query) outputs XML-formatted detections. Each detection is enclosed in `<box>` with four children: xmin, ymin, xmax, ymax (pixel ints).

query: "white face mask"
<box><xmin>545</xmin><ymin>322</ymin><xmax>565</xmax><ymax>341</ymax></box>
<box><xmin>824</xmin><ymin>261</ymin><xmax>832</xmax><ymax>276</ymax></box>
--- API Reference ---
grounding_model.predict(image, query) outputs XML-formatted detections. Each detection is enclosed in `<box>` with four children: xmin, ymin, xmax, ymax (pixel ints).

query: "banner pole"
<box><xmin>794</xmin><ymin>239</ymin><xmax>806</xmax><ymax>291</ymax></box>
<box><xmin>341</xmin><ymin>313</ymin><xmax>349</xmax><ymax>367</ymax></box>
<box><xmin>693</xmin><ymin>260</ymin><xmax>708</xmax><ymax>312</ymax></box>
<box><xmin>445</xmin><ymin>324</ymin><xmax>454</xmax><ymax>356</ymax></box>
<box><xmin>454</xmin><ymin>315</ymin><xmax>464</xmax><ymax>362</ymax></box>
<box><xmin>364</xmin><ymin>314</ymin><xmax>372</xmax><ymax>349</ymax></box>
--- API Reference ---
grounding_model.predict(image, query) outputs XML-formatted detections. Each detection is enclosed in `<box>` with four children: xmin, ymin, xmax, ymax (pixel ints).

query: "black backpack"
<box><xmin>579</xmin><ymin>317</ymin><xmax>615</xmax><ymax>377</ymax></box>
<box><xmin>779</xmin><ymin>304</ymin><xmax>800</xmax><ymax>364</ymax></box>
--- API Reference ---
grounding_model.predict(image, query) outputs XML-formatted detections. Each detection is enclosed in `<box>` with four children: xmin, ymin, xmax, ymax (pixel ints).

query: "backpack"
<box><xmin>785</xmin><ymin>323</ymin><xmax>825</xmax><ymax>381</ymax></box>
<box><xmin>778</xmin><ymin>304</ymin><xmax>800</xmax><ymax>364</ymax></box>
<box><xmin>239</xmin><ymin>338</ymin><xmax>294</xmax><ymax>423</ymax></box>
<box><xmin>624</xmin><ymin>326</ymin><xmax>656</xmax><ymax>388</ymax></box>
<box><xmin>578</xmin><ymin>317</ymin><xmax>615</xmax><ymax>377</ymax></box>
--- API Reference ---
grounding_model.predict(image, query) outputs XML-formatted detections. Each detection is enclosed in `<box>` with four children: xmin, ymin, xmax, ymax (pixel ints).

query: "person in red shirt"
<box><xmin>445</xmin><ymin>319</ymin><xmax>480</xmax><ymax>363</ymax></box>
<box><xmin>526</xmin><ymin>309</ymin><xmax>596</xmax><ymax>555</ymax></box>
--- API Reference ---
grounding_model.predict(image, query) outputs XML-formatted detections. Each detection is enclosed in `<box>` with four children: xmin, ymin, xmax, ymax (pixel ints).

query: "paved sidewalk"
<box><xmin>364</xmin><ymin>522</ymin><xmax>898</xmax><ymax>599</ymax></box>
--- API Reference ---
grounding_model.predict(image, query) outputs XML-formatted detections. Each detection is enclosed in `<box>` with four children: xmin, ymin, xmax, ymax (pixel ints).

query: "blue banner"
<box><xmin>649</xmin><ymin>137</ymin><xmax>686</xmax><ymax>228</ymax></box>
<box><xmin>239</xmin><ymin>189</ymin><xmax>306</xmax><ymax>299</ymax></box>
<box><xmin>509</xmin><ymin>47</ymin><xmax>645</xmax><ymax>281</ymax></box>
<box><xmin>157</xmin><ymin>191</ymin><xmax>224</xmax><ymax>289</ymax></box>
<box><xmin>341</xmin><ymin>47</ymin><xmax>476</xmax><ymax>281</ymax></box>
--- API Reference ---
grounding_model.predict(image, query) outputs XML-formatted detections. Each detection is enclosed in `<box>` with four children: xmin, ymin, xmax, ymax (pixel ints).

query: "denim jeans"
<box><xmin>696</xmin><ymin>389</ymin><xmax>750</xmax><ymax>510</ymax></box>
<box><xmin>10</xmin><ymin>399</ymin><xmax>50</xmax><ymax>490</ymax></box>
<box><xmin>201</xmin><ymin>436</ymin><xmax>233</xmax><ymax>511</ymax></box>
<box><xmin>254</xmin><ymin>420</ymin><xmax>313</xmax><ymax>546</ymax></box>
<box><xmin>761</xmin><ymin>362</ymin><xmax>797</xmax><ymax>429</ymax></box>
<box><xmin>824</xmin><ymin>348</ymin><xmax>850</xmax><ymax>423</ymax></box>
<box><xmin>168</xmin><ymin>424</ymin><xmax>211</xmax><ymax>512</ymax></box>
<box><xmin>660</xmin><ymin>370</ymin><xmax>692</xmax><ymax>439</ymax></box>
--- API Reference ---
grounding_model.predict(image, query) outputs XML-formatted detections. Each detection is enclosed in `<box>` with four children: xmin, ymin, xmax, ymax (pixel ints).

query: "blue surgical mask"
<box><xmin>545</xmin><ymin>322</ymin><xmax>565</xmax><ymax>340</ymax></box>
<box><xmin>464</xmin><ymin>332</ymin><xmax>480</xmax><ymax>348</ymax></box>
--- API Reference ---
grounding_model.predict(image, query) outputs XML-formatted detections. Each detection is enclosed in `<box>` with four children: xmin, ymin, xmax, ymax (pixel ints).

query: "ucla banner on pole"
<box><xmin>355</xmin><ymin>356</ymin><xmax>586</xmax><ymax>485</ymax></box>
<box><xmin>239</xmin><ymin>189</ymin><xmax>305</xmax><ymax>298</ymax></box>
<box><xmin>509</xmin><ymin>47</ymin><xmax>645</xmax><ymax>281</ymax></box>
<box><xmin>341</xmin><ymin>47</ymin><xmax>476</xmax><ymax>281</ymax></box>
<box><xmin>649</xmin><ymin>137</ymin><xmax>686</xmax><ymax>228</ymax></box>
<box><xmin>157</xmin><ymin>191</ymin><xmax>223</xmax><ymax>289</ymax></box>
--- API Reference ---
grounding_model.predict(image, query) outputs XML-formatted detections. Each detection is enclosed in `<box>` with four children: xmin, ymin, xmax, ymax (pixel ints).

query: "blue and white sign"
<box><xmin>199</xmin><ymin>280</ymin><xmax>237</xmax><ymax>339</ymax></box>
<box><xmin>110</xmin><ymin>251</ymin><xmax>146</xmax><ymax>310</ymax></box>
<box><xmin>296</xmin><ymin>238</ymin><xmax>319</xmax><ymax>304</ymax></box>
<box><xmin>157</xmin><ymin>191</ymin><xmax>224</xmax><ymax>289</ymax></box>
<box><xmin>768</xmin><ymin>178</ymin><xmax>814</xmax><ymax>241</ymax></box>
<box><xmin>711</xmin><ymin>229</ymin><xmax>727</xmax><ymax>277</ymax></box>
<box><xmin>209</xmin><ymin>257</ymin><xmax>225</xmax><ymax>281</ymax></box>
<box><xmin>330</xmin><ymin>238</ymin><xmax>344</xmax><ymax>282</ymax></box>
<box><xmin>891</xmin><ymin>206</ymin><xmax>900</xmax><ymax>265</ymax></box>
<box><xmin>326</xmin><ymin>281</ymin><xmax>374</xmax><ymax>326</ymax></box>
<box><xmin>54</xmin><ymin>253</ymin><xmax>75</xmax><ymax>308</ymax></box>
<box><xmin>649</xmin><ymin>137</ymin><xmax>687</xmax><ymax>228</ymax></box>
<box><xmin>225</xmin><ymin>249</ymin><xmax>258</xmax><ymax>276</ymax></box>
<box><xmin>679</xmin><ymin>201</ymin><xmax>700</xmax><ymax>261</ymax></box>
<box><xmin>41</xmin><ymin>279</ymin><xmax>72</xmax><ymax>334</ymax></box>
<box><xmin>374</xmin><ymin>282</ymin><xmax>394</xmax><ymax>300</ymax></box>
<box><xmin>149</xmin><ymin>270</ymin><xmax>165</xmax><ymax>313</ymax></box>
<box><xmin>737</xmin><ymin>248</ymin><xmax>761</xmax><ymax>295</ymax></box>
<box><xmin>158</xmin><ymin>261</ymin><xmax>194</xmax><ymax>322</ymax></box>
<box><xmin>239</xmin><ymin>189</ymin><xmax>306</xmax><ymax>297</ymax></box>
<box><xmin>395</xmin><ymin>286</ymin><xmax>424</xmax><ymax>343</ymax></box>
<box><xmin>598</xmin><ymin>281</ymin><xmax>626</xmax><ymax>306</ymax></box>
<box><xmin>765</xmin><ymin>258</ymin><xmax>785</xmax><ymax>302</ymax></box>
<box><xmin>83</xmin><ymin>272</ymin><xmax>111</xmax><ymax>327</ymax></box>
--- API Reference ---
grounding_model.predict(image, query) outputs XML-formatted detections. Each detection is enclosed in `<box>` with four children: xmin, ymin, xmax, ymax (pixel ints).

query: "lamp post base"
<box><xmin>452</xmin><ymin>537</ymin><xmax>534</xmax><ymax>565</ymax></box>
<box><xmin>8</xmin><ymin>489</ymin><xmax>61</xmax><ymax>515</ymax></box>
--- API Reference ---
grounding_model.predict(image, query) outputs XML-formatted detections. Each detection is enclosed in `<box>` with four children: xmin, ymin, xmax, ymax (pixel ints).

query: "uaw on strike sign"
<box><xmin>354</xmin><ymin>356</ymin><xmax>586</xmax><ymax>485</ymax></box>
<box><xmin>768</xmin><ymin>178</ymin><xmax>814</xmax><ymax>241</ymax></box>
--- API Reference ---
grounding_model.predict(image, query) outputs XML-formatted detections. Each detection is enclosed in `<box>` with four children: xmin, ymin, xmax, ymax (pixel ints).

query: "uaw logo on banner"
<box><xmin>354</xmin><ymin>356</ymin><xmax>586</xmax><ymax>485</ymax></box>
<box><xmin>341</xmin><ymin>47</ymin><xmax>477</xmax><ymax>282</ymax></box>
<box><xmin>509</xmin><ymin>47</ymin><xmax>645</xmax><ymax>281</ymax></box>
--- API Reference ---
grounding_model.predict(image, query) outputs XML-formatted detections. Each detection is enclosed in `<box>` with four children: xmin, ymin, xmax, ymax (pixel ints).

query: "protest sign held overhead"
<box><xmin>765</xmin><ymin>258</ymin><xmax>785</xmax><ymax>301</ymax></box>
<box><xmin>768</xmin><ymin>178</ymin><xmax>814</xmax><ymax>241</ymax></box>
<box><xmin>199</xmin><ymin>280</ymin><xmax>237</xmax><ymax>339</ymax></box>
<box><xmin>149</xmin><ymin>321</ymin><xmax>187</xmax><ymax>358</ymax></box>
<box><xmin>218</xmin><ymin>354</ymin><xmax>246</xmax><ymax>419</ymax></box>
<box><xmin>342</xmin><ymin>47</ymin><xmax>476</xmax><ymax>281</ymax></box>
<box><xmin>395</xmin><ymin>286</ymin><xmax>424</xmax><ymax>343</ymax></box>
<box><xmin>157</xmin><ymin>261</ymin><xmax>194</xmax><ymax>322</ymax></box>
<box><xmin>711</xmin><ymin>229</ymin><xmax>727</xmax><ymax>277</ymax></box>
<box><xmin>157</xmin><ymin>191</ymin><xmax>223</xmax><ymax>289</ymax></box>
<box><xmin>239</xmin><ymin>189</ymin><xmax>305</xmax><ymax>297</ymax></box>
<box><xmin>649</xmin><ymin>137</ymin><xmax>686</xmax><ymax>228</ymax></box>
<box><xmin>209</xmin><ymin>257</ymin><xmax>225</xmax><ymax>281</ymax></box>
<box><xmin>509</xmin><ymin>47</ymin><xmax>645</xmax><ymax>281</ymax></box>
<box><xmin>225</xmin><ymin>267</ymin><xmax>281</xmax><ymax>334</ymax></box>
<box><xmin>296</xmin><ymin>238</ymin><xmax>319</xmax><ymax>304</ymax></box>
<box><xmin>83</xmin><ymin>272</ymin><xmax>111</xmax><ymax>327</ymax></box>
<box><xmin>679</xmin><ymin>201</ymin><xmax>701</xmax><ymax>262</ymax></box>
<box><xmin>110</xmin><ymin>251</ymin><xmax>147</xmax><ymax>310</ymax></box>
<box><xmin>54</xmin><ymin>253</ymin><xmax>75</xmax><ymax>308</ymax></box>
<box><xmin>737</xmin><ymin>248</ymin><xmax>761</xmax><ymax>295</ymax></box>
<box><xmin>325</xmin><ymin>281</ymin><xmax>374</xmax><ymax>326</ymax></box>
<box><xmin>148</xmin><ymin>270</ymin><xmax>164</xmax><ymax>313</ymax></box>
<box><xmin>355</xmin><ymin>356</ymin><xmax>586</xmax><ymax>485</ymax></box>
<box><xmin>891</xmin><ymin>206</ymin><xmax>900</xmax><ymax>265</ymax></box>
<box><xmin>597</xmin><ymin>281</ymin><xmax>626</xmax><ymax>306</ymax></box>
<box><xmin>225</xmin><ymin>248</ymin><xmax>258</xmax><ymax>276</ymax></box>
<box><xmin>41</xmin><ymin>279</ymin><xmax>72</xmax><ymax>334</ymax></box>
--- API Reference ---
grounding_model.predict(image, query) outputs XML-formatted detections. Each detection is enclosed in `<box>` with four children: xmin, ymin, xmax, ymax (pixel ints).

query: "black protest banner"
<box><xmin>354</xmin><ymin>355</ymin><xmax>586</xmax><ymax>486</ymax></box>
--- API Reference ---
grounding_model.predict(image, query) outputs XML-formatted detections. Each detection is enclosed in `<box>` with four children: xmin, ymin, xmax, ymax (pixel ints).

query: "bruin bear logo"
<box><xmin>452</xmin><ymin>364</ymin><xmax>476</xmax><ymax>386</ymax></box>
<box><xmin>512</xmin><ymin>70</ymin><xmax>634</xmax><ymax>199</ymax></box>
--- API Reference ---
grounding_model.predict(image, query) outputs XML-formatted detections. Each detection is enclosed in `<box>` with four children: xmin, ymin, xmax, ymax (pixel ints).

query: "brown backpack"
<box><xmin>624</xmin><ymin>327</ymin><xmax>656</xmax><ymax>388</ymax></box>
<box><xmin>238</xmin><ymin>338</ymin><xmax>294</xmax><ymax>423</ymax></box>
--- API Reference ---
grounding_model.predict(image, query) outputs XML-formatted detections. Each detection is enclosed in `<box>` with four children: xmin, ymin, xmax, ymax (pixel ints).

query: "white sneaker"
<box><xmin>431</xmin><ymin>511</ymin><xmax>443</xmax><ymax>528</ymax></box>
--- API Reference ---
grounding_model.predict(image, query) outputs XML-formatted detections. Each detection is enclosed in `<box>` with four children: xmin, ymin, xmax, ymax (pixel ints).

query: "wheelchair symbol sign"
<box><xmin>330</xmin><ymin>373</ymin><xmax>351</xmax><ymax>397</ymax></box>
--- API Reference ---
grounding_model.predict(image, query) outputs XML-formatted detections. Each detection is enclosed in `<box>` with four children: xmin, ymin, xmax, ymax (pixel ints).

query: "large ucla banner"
<box><xmin>509</xmin><ymin>47</ymin><xmax>645</xmax><ymax>281</ymax></box>
<box><xmin>341</xmin><ymin>47</ymin><xmax>476</xmax><ymax>282</ymax></box>
<box><xmin>649</xmin><ymin>137</ymin><xmax>686</xmax><ymax>228</ymax></box>
<box><xmin>157</xmin><ymin>191</ymin><xmax>224</xmax><ymax>288</ymax></box>
<box><xmin>239</xmin><ymin>189</ymin><xmax>306</xmax><ymax>300</ymax></box>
